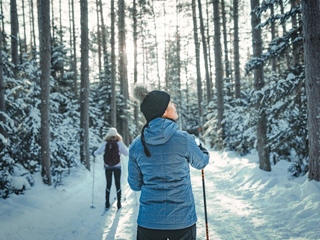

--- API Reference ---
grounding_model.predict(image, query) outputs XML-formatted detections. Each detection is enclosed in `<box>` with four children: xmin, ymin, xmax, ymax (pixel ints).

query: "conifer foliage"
<box><xmin>0</xmin><ymin>0</ymin><xmax>319</xmax><ymax>198</ymax></box>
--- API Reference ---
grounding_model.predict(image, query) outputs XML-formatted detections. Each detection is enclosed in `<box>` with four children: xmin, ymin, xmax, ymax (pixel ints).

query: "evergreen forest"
<box><xmin>0</xmin><ymin>0</ymin><xmax>319</xmax><ymax>198</ymax></box>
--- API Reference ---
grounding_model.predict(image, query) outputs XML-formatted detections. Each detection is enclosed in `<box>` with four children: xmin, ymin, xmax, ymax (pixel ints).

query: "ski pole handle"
<box><xmin>202</xmin><ymin>169</ymin><xmax>209</xmax><ymax>240</ymax></box>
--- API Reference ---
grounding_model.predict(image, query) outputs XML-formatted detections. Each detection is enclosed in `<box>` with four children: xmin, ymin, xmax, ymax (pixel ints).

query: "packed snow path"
<box><xmin>1</xmin><ymin>151</ymin><xmax>319</xmax><ymax>240</ymax></box>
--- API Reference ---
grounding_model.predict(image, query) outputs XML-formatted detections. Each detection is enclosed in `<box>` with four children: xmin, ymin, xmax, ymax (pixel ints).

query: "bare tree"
<box><xmin>111</xmin><ymin>0</ymin><xmax>116</xmax><ymax>127</ymax></box>
<box><xmin>133</xmin><ymin>0</ymin><xmax>138</xmax><ymax>132</ymax></box>
<box><xmin>279</xmin><ymin>0</ymin><xmax>290</xmax><ymax>69</ymax></box>
<box><xmin>233</xmin><ymin>0</ymin><xmax>241</xmax><ymax>98</ymax></box>
<box><xmin>151</xmin><ymin>0</ymin><xmax>161</xmax><ymax>89</ymax></box>
<box><xmin>98</xmin><ymin>0</ymin><xmax>109</xmax><ymax>83</ymax></box>
<box><xmin>71</xmin><ymin>0</ymin><xmax>78</xmax><ymax>98</ymax></box>
<box><xmin>221</xmin><ymin>0</ymin><xmax>231</xmax><ymax>89</ymax></box>
<box><xmin>270</xmin><ymin>5</ymin><xmax>277</xmax><ymax>73</ymax></box>
<box><xmin>302</xmin><ymin>0</ymin><xmax>320</xmax><ymax>181</ymax></box>
<box><xmin>291</xmin><ymin>0</ymin><xmax>299</xmax><ymax>67</ymax></box>
<box><xmin>30</xmin><ymin>0</ymin><xmax>37</xmax><ymax>57</ymax></box>
<box><xmin>192</xmin><ymin>0</ymin><xmax>203</xmax><ymax>133</ymax></box>
<box><xmin>213</xmin><ymin>0</ymin><xmax>224</xmax><ymax>138</ymax></box>
<box><xmin>197</xmin><ymin>0</ymin><xmax>212</xmax><ymax>103</ymax></box>
<box><xmin>10</xmin><ymin>0</ymin><xmax>19</xmax><ymax>66</ymax></box>
<box><xmin>250</xmin><ymin>0</ymin><xmax>270</xmax><ymax>171</ymax></box>
<box><xmin>80</xmin><ymin>0</ymin><xmax>90</xmax><ymax>170</ymax></box>
<box><xmin>38</xmin><ymin>0</ymin><xmax>52</xmax><ymax>185</ymax></box>
<box><xmin>118</xmin><ymin>0</ymin><xmax>130</xmax><ymax>144</ymax></box>
<box><xmin>176</xmin><ymin>0</ymin><xmax>182</xmax><ymax>112</ymax></box>
<box><xmin>0</xmin><ymin>22</ymin><xmax>6</xmax><ymax>143</ymax></box>
<box><xmin>22</xmin><ymin>0</ymin><xmax>27</xmax><ymax>53</ymax></box>
<box><xmin>95</xmin><ymin>0</ymin><xmax>102</xmax><ymax>74</ymax></box>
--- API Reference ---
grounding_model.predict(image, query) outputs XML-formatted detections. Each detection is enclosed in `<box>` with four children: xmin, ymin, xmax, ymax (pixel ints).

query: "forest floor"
<box><xmin>1</xmin><ymin>150</ymin><xmax>320</xmax><ymax>240</ymax></box>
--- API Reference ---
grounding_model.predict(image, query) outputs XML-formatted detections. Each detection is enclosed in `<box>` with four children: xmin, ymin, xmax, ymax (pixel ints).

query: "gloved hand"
<box><xmin>92</xmin><ymin>149</ymin><xmax>96</xmax><ymax>157</ymax></box>
<box><xmin>198</xmin><ymin>143</ymin><xmax>209</xmax><ymax>155</ymax></box>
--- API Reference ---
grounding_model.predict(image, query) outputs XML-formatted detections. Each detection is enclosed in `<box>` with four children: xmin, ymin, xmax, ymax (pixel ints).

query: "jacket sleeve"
<box><xmin>186</xmin><ymin>134</ymin><xmax>209</xmax><ymax>170</ymax></box>
<box><xmin>128</xmin><ymin>146</ymin><xmax>143</xmax><ymax>191</ymax></box>
<box><xmin>118</xmin><ymin>141</ymin><xmax>129</xmax><ymax>156</ymax></box>
<box><xmin>94</xmin><ymin>142</ymin><xmax>106</xmax><ymax>156</ymax></box>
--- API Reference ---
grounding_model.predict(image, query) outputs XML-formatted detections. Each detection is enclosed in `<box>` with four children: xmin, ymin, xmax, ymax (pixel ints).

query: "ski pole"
<box><xmin>91</xmin><ymin>155</ymin><xmax>96</xmax><ymax>209</ymax></box>
<box><xmin>202</xmin><ymin>169</ymin><xmax>209</xmax><ymax>240</ymax></box>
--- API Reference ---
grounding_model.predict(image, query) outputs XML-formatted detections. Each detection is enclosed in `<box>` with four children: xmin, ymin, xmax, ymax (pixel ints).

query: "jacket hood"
<box><xmin>144</xmin><ymin>118</ymin><xmax>178</xmax><ymax>145</ymax></box>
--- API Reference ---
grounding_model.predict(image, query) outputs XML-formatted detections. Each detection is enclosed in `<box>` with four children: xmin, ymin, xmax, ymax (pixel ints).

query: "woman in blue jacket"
<box><xmin>128</xmin><ymin>87</ymin><xmax>209</xmax><ymax>240</ymax></box>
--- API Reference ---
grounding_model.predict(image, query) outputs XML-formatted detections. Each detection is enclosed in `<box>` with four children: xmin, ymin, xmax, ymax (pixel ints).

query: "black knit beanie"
<box><xmin>133</xmin><ymin>87</ymin><xmax>171</xmax><ymax>157</ymax></box>
<box><xmin>140</xmin><ymin>90</ymin><xmax>170</xmax><ymax>122</ymax></box>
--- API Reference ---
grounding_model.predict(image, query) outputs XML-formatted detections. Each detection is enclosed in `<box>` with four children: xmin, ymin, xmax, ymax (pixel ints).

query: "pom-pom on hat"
<box><xmin>133</xmin><ymin>86</ymin><xmax>170</xmax><ymax>122</ymax></box>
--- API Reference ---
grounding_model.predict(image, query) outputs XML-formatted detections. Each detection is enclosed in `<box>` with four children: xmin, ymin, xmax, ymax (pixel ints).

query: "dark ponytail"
<box><xmin>141</xmin><ymin>122</ymin><xmax>151</xmax><ymax>157</ymax></box>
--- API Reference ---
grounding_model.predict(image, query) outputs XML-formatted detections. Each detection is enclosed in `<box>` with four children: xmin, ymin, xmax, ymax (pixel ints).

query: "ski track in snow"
<box><xmin>1</xmin><ymin>151</ymin><xmax>320</xmax><ymax>240</ymax></box>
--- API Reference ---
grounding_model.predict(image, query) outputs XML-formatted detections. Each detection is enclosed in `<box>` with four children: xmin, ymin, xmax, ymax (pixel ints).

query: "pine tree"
<box><xmin>80</xmin><ymin>0</ymin><xmax>90</xmax><ymax>170</ymax></box>
<box><xmin>250</xmin><ymin>0</ymin><xmax>270</xmax><ymax>172</ymax></box>
<box><xmin>302</xmin><ymin>0</ymin><xmax>320</xmax><ymax>181</ymax></box>
<box><xmin>38</xmin><ymin>0</ymin><xmax>52</xmax><ymax>185</ymax></box>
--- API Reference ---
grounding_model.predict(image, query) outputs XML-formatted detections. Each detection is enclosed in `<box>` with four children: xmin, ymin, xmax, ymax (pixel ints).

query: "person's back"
<box><xmin>128</xmin><ymin>87</ymin><xmax>209</xmax><ymax>239</ymax></box>
<box><xmin>129</xmin><ymin>117</ymin><xmax>208</xmax><ymax>230</ymax></box>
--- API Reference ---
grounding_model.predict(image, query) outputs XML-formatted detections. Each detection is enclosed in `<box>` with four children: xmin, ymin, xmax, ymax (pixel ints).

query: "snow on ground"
<box><xmin>0</xmin><ymin>151</ymin><xmax>319</xmax><ymax>240</ymax></box>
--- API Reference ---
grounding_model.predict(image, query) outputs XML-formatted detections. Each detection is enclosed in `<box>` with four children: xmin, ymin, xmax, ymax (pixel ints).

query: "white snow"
<box><xmin>1</xmin><ymin>151</ymin><xmax>319</xmax><ymax>240</ymax></box>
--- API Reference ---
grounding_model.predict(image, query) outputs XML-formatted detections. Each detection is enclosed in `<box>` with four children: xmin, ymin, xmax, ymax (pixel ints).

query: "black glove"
<box><xmin>198</xmin><ymin>143</ymin><xmax>209</xmax><ymax>155</ymax></box>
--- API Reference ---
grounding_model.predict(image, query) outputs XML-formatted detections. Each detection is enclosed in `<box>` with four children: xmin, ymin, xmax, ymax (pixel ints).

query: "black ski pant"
<box><xmin>105</xmin><ymin>168</ymin><xmax>121</xmax><ymax>208</ymax></box>
<box><xmin>137</xmin><ymin>224</ymin><xmax>196</xmax><ymax>240</ymax></box>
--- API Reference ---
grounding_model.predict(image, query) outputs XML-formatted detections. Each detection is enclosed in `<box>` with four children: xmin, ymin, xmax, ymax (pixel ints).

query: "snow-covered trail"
<box><xmin>192</xmin><ymin>151</ymin><xmax>320</xmax><ymax>240</ymax></box>
<box><xmin>92</xmin><ymin>151</ymin><xmax>320</xmax><ymax>240</ymax></box>
<box><xmin>1</xmin><ymin>151</ymin><xmax>319</xmax><ymax>240</ymax></box>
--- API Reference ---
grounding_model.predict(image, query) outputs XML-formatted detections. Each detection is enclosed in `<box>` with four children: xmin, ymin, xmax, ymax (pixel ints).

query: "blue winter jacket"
<box><xmin>128</xmin><ymin>117</ymin><xmax>209</xmax><ymax>230</ymax></box>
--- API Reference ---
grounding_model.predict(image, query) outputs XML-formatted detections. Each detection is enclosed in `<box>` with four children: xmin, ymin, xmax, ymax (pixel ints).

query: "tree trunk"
<box><xmin>133</xmin><ymin>0</ymin><xmax>138</xmax><ymax>133</ymax></box>
<box><xmin>197</xmin><ymin>0</ymin><xmax>212</xmax><ymax>103</ymax></box>
<box><xmin>59</xmin><ymin>0</ymin><xmax>64</xmax><ymax>83</ymax></box>
<box><xmin>233</xmin><ymin>0</ymin><xmax>241</xmax><ymax>98</ymax></box>
<box><xmin>118</xmin><ymin>0</ymin><xmax>130</xmax><ymax>144</ymax></box>
<box><xmin>0</xmin><ymin>24</ymin><xmax>6</xmax><ymax>143</ymax></box>
<box><xmin>302</xmin><ymin>0</ymin><xmax>320</xmax><ymax>181</ymax></box>
<box><xmin>205</xmin><ymin>0</ymin><xmax>213</xmax><ymax>92</ymax></box>
<box><xmin>192</xmin><ymin>0</ymin><xmax>203</xmax><ymax>133</ymax></box>
<box><xmin>71</xmin><ymin>0</ymin><xmax>78</xmax><ymax>98</ymax></box>
<box><xmin>38</xmin><ymin>0</ymin><xmax>52</xmax><ymax>185</ymax></box>
<box><xmin>95</xmin><ymin>0</ymin><xmax>102</xmax><ymax>74</ymax></box>
<box><xmin>30</xmin><ymin>0</ymin><xmax>37</xmax><ymax>57</ymax></box>
<box><xmin>10</xmin><ymin>0</ymin><xmax>19</xmax><ymax>66</ymax></box>
<box><xmin>111</xmin><ymin>0</ymin><xmax>116</xmax><ymax>128</ymax></box>
<box><xmin>151</xmin><ymin>0</ymin><xmax>161</xmax><ymax>89</ymax></box>
<box><xmin>176</xmin><ymin>0</ymin><xmax>182</xmax><ymax>129</ymax></box>
<box><xmin>59</xmin><ymin>0</ymin><xmax>63</xmax><ymax>44</ymax></box>
<box><xmin>270</xmin><ymin>5</ymin><xmax>277</xmax><ymax>73</ymax></box>
<box><xmin>279</xmin><ymin>0</ymin><xmax>290</xmax><ymax>69</ymax></box>
<box><xmin>80</xmin><ymin>0</ymin><xmax>90</xmax><ymax>170</ymax></box>
<box><xmin>221</xmin><ymin>0</ymin><xmax>231</xmax><ymax>91</ymax></box>
<box><xmin>164</xmin><ymin>2</ymin><xmax>169</xmax><ymax>92</ymax></box>
<box><xmin>98</xmin><ymin>0</ymin><xmax>109</xmax><ymax>84</ymax></box>
<box><xmin>291</xmin><ymin>0</ymin><xmax>299</xmax><ymax>67</ymax></box>
<box><xmin>213</xmin><ymin>0</ymin><xmax>224</xmax><ymax>136</ymax></box>
<box><xmin>1</xmin><ymin>1</ymin><xmax>4</xmax><ymax>40</ymax></box>
<box><xmin>250</xmin><ymin>0</ymin><xmax>271</xmax><ymax>172</ymax></box>
<box><xmin>22</xmin><ymin>0</ymin><xmax>27</xmax><ymax>54</ymax></box>
<box><xmin>51</xmin><ymin>0</ymin><xmax>55</xmax><ymax>43</ymax></box>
